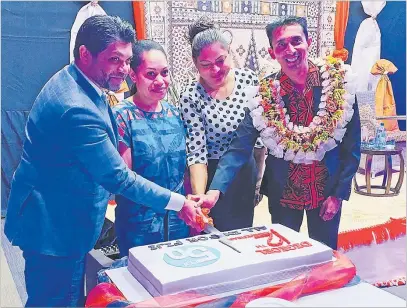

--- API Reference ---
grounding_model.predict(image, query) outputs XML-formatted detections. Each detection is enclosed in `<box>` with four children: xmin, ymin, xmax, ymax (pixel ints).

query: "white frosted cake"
<box><xmin>128</xmin><ymin>224</ymin><xmax>332</xmax><ymax>296</ymax></box>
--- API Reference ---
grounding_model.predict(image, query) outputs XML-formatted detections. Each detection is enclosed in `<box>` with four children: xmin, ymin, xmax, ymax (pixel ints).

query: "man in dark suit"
<box><xmin>194</xmin><ymin>16</ymin><xmax>361</xmax><ymax>250</ymax></box>
<box><xmin>5</xmin><ymin>15</ymin><xmax>203</xmax><ymax>307</ymax></box>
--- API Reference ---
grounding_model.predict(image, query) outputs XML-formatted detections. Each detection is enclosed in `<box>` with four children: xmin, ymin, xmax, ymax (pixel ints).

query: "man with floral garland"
<box><xmin>191</xmin><ymin>16</ymin><xmax>361</xmax><ymax>250</ymax></box>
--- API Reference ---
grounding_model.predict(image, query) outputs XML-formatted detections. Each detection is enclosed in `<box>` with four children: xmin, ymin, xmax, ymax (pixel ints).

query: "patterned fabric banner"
<box><xmin>144</xmin><ymin>0</ymin><xmax>336</xmax><ymax>87</ymax></box>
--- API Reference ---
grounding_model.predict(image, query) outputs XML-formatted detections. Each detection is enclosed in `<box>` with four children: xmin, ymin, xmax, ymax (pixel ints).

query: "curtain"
<box><xmin>132</xmin><ymin>1</ymin><xmax>147</xmax><ymax>40</ymax></box>
<box><xmin>350</xmin><ymin>1</ymin><xmax>386</xmax><ymax>92</ymax></box>
<box><xmin>333</xmin><ymin>0</ymin><xmax>350</xmax><ymax>61</ymax></box>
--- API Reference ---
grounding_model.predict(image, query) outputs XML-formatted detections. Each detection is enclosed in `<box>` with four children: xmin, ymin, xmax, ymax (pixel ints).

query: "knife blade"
<box><xmin>203</xmin><ymin>225</ymin><xmax>241</xmax><ymax>253</ymax></box>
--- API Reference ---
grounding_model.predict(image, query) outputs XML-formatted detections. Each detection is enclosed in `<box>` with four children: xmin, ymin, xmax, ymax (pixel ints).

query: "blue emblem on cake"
<box><xmin>163</xmin><ymin>245</ymin><xmax>220</xmax><ymax>268</ymax></box>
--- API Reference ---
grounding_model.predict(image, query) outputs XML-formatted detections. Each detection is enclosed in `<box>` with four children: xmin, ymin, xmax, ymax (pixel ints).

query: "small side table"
<box><xmin>354</xmin><ymin>148</ymin><xmax>405</xmax><ymax>197</ymax></box>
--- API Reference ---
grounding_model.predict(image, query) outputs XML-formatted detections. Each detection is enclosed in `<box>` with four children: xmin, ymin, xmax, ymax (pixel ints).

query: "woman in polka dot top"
<box><xmin>180</xmin><ymin>17</ymin><xmax>264</xmax><ymax>231</ymax></box>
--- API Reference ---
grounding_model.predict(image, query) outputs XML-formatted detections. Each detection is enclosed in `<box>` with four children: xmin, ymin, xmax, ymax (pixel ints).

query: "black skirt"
<box><xmin>206</xmin><ymin>154</ymin><xmax>257</xmax><ymax>231</ymax></box>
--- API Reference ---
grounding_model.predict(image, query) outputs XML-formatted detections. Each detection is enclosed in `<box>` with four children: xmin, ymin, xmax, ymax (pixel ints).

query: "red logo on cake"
<box><xmin>257</xmin><ymin>229</ymin><xmax>312</xmax><ymax>255</ymax></box>
<box><xmin>228</xmin><ymin>229</ymin><xmax>312</xmax><ymax>255</ymax></box>
<box><xmin>266</xmin><ymin>229</ymin><xmax>291</xmax><ymax>247</ymax></box>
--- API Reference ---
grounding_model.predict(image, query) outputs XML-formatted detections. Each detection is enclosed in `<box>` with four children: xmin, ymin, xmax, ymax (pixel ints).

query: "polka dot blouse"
<box><xmin>180</xmin><ymin>68</ymin><xmax>262</xmax><ymax>166</ymax></box>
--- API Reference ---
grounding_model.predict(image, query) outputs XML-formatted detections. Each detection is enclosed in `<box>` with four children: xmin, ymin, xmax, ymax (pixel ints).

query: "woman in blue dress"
<box><xmin>112</xmin><ymin>40</ymin><xmax>190</xmax><ymax>257</ymax></box>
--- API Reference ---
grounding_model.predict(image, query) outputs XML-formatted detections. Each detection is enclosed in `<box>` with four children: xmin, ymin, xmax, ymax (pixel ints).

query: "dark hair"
<box><xmin>130</xmin><ymin>40</ymin><xmax>167</xmax><ymax>95</ymax></box>
<box><xmin>73</xmin><ymin>15</ymin><xmax>136</xmax><ymax>60</ymax></box>
<box><xmin>266</xmin><ymin>16</ymin><xmax>309</xmax><ymax>48</ymax></box>
<box><xmin>187</xmin><ymin>16</ymin><xmax>230</xmax><ymax>59</ymax></box>
<box><xmin>131</xmin><ymin>40</ymin><xmax>166</xmax><ymax>70</ymax></box>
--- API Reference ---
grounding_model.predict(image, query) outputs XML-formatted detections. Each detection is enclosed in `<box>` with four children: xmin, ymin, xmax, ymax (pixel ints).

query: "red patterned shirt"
<box><xmin>279</xmin><ymin>61</ymin><xmax>329</xmax><ymax>211</ymax></box>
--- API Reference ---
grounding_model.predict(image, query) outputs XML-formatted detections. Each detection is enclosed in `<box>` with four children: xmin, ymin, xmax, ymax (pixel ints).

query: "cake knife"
<box><xmin>203</xmin><ymin>224</ymin><xmax>241</xmax><ymax>253</ymax></box>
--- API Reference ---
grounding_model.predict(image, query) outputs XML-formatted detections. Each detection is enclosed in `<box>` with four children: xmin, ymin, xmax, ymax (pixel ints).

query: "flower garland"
<box><xmin>250</xmin><ymin>56</ymin><xmax>356</xmax><ymax>164</ymax></box>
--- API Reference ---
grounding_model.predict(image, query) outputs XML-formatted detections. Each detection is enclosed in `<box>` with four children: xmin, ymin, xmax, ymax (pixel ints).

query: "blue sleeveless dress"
<box><xmin>112</xmin><ymin>100</ymin><xmax>189</xmax><ymax>257</ymax></box>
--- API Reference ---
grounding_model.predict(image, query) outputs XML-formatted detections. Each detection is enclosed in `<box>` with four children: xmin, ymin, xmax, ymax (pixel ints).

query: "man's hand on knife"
<box><xmin>187</xmin><ymin>190</ymin><xmax>220</xmax><ymax>210</ymax></box>
<box><xmin>178</xmin><ymin>198</ymin><xmax>205</xmax><ymax>232</ymax></box>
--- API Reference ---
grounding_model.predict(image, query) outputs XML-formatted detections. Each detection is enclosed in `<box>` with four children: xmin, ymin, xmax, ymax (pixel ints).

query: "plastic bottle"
<box><xmin>375</xmin><ymin>123</ymin><xmax>386</xmax><ymax>149</ymax></box>
<box><xmin>381</xmin><ymin>123</ymin><xmax>387</xmax><ymax>148</ymax></box>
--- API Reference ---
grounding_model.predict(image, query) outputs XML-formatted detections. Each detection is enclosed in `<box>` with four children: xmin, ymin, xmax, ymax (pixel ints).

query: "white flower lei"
<box><xmin>249</xmin><ymin>56</ymin><xmax>357</xmax><ymax>164</ymax></box>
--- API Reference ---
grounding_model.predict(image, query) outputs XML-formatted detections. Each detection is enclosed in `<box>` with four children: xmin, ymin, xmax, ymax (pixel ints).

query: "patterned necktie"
<box><xmin>102</xmin><ymin>91</ymin><xmax>118</xmax><ymax>147</ymax></box>
<box><xmin>104</xmin><ymin>90</ymin><xmax>120</xmax><ymax>107</ymax></box>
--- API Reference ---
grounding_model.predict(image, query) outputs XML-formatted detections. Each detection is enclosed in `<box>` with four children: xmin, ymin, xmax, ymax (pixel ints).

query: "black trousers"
<box><xmin>207</xmin><ymin>155</ymin><xmax>257</xmax><ymax>232</ymax></box>
<box><xmin>270</xmin><ymin>202</ymin><xmax>342</xmax><ymax>250</ymax></box>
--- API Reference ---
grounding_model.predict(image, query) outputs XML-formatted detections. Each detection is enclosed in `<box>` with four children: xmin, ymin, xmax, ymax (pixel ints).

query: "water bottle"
<box><xmin>375</xmin><ymin>123</ymin><xmax>386</xmax><ymax>149</ymax></box>
<box><xmin>378</xmin><ymin>123</ymin><xmax>385</xmax><ymax>149</ymax></box>
<box><xmin>374</xmin><ymin>125</ymin><xmax>380</xmax><ymax>147</ymax></box>
<box><xmin>381</xmin><ymin>124</ymin><xmax>387</xmax><ymax>148</ymax></box>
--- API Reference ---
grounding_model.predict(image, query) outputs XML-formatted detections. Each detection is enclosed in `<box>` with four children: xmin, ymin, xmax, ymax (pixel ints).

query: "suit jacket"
<box><xmin>210</xmin><ymin>83</ymin><xmax>361</xmax><ymax>211</ymax></box>
<box><xmin>5</xmin><ymin>64</ymin><xmax>173</xmax><ymax>257</ymax></box>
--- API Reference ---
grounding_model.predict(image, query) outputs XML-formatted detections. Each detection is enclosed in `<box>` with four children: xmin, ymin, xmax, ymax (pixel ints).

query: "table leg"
<box><xmin>365</xmin><ymin>154</ymin><xmax>373</xmax><ymax>194</ymax></box>
<box><xmin>382</xmin><ymin>159</ymin><xmax>388</xmax><ymax>187</ymax></box>
<box><xmin>384</xmin><ymin>155</ymin><xmax>393</xmax><ymax>194</ymax></box>
<box><xmin>353</xmin><ymin>175</ymin><xmax>359</xmax><ymax>192</ymax></box>
<box><xmin>394</xmin><ymin>153</ymin><xmax>405</xmax><ymax>193</ymax></box>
